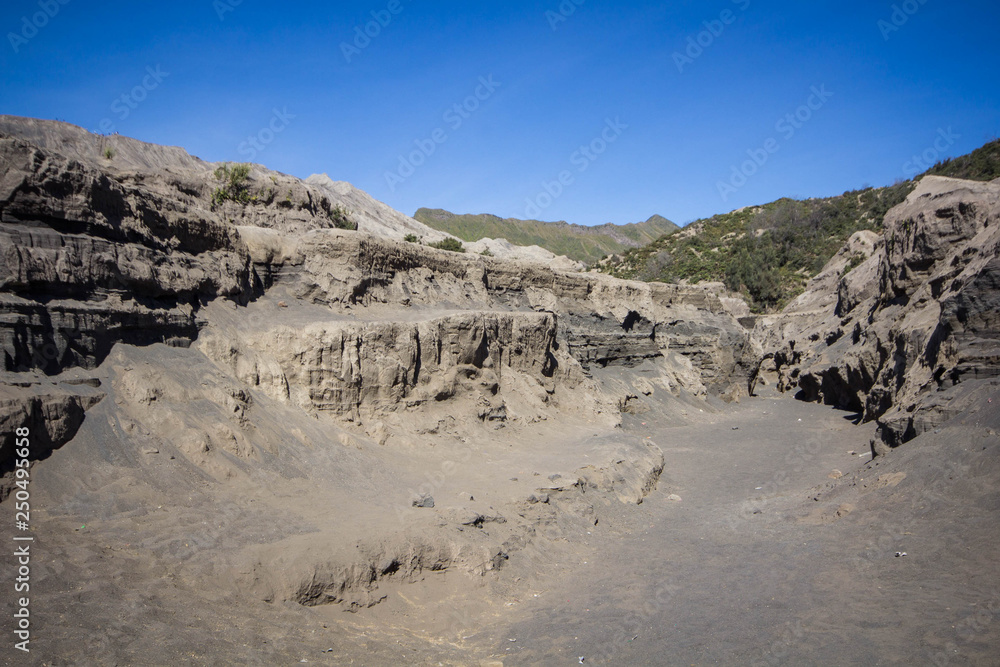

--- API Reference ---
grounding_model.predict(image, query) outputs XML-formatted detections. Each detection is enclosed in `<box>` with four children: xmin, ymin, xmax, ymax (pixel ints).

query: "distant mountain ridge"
<box><xmin>413</xmin><ymin>208</ymin><xmax>679</xmax><ymax>266</ymax></box>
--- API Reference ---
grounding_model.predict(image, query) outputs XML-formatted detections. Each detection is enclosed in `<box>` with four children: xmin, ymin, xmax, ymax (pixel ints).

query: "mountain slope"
<box><xmin>598</xmin><ymin>139</ymin><xmax>1000</xmax><ymax>313</ymax></box>
<box><xmin>413</xmin><ymin>208</ymin><xmax>679</xmax><ymax>266</ymax></box>
<box><xmin>599</xmin><ymin>183</ymin><xmax>915</xmax><ymax>312</ymax></box>
<box><xmin>925</xmin><ymin>137</ymin><xmax>1000</xmax><ymax>181</ymax></box>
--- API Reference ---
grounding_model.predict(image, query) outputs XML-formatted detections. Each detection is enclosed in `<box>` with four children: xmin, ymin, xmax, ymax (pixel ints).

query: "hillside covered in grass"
<box><xmin>925</xmin><ymin>137</ymin><xmax>1000</xmax><ymax>181</ymax></box>
<box><xmin>413</xmin><ymin>209</ymin><xmax>679</xmax><ymax>266</ymax></box>
<box><xmin>598</xmin><ymin>139</ymin><xmax>1000</xmax><ymax>313</ymax></box>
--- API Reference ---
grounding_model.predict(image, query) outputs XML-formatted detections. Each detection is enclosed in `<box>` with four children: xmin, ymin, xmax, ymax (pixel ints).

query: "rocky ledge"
<box><xmin>0</xmin><ymin>117</ymin><xmax>755</xmax><ymax>612</ymax></box>
<box><xmin>754</xmin><ymin>175</ymin><xmax>1000</xmax><ymax>450</ymax></box>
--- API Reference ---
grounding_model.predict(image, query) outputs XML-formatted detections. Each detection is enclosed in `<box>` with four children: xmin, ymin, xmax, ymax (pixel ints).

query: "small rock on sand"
<box><xmin>412</xmin><ymin>494</ymin><xmax>435</xmax><ymax>508</ymax></box>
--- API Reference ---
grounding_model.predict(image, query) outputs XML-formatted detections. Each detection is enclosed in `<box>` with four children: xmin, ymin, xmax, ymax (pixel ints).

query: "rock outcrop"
<box><xmin>1</xmin><ymin>115</ymin><xmax>750</xmax><ymax>398</ymax></box>
<box><xmin>0</xmin><ymin>116</ymin><xmax>753</xmax><ymax>615</ymax></box>
<box><xmin>0</xmin><ymin>377</ymin><xmax>104</xmax><ymax>499</ymax></box>
<box><xmin>755</xmin><ymin>175</ymin><xmax>1000</xmax><ymax>449</ymax></box>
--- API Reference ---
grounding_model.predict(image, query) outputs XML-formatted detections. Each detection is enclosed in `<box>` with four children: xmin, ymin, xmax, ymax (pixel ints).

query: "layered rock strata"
<box><xmin>0</xmin><ymin>117</ymin><xmax>754</xmax><ymax>614</ymax></box>
<box><xmin>755</xmin><ymin>175</ymin><xmax>1000</xmax><ymax>449</ymax></box>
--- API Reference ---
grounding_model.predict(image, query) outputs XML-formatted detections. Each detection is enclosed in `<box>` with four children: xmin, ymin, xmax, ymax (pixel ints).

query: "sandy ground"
<box><xmin>487</xmin><ymin>396</ymin><xmax>1000</xmax><ymax>666</ymax></box>
<box><xmin>3</xmin><ymin>391</ymin><xmax>999</xmax><ymax>666</ymax></box>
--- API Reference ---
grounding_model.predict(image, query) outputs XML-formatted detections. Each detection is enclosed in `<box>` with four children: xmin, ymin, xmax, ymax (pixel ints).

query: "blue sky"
<box><xmin>2</xmin><ymin>1</ymin><xmax>998</xmax><ymax>226</ymax></box>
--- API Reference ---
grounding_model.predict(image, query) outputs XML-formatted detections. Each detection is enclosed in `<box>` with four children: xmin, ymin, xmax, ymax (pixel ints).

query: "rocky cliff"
<box><xmin>754</xmin><ymin>175</ymin><xmax>1000</xmax><ymax>451</ymax></box>
<box><xmin>0</xmin><ymin>117</ymin><xmax>753</xmax><ymax>613</ymax></box>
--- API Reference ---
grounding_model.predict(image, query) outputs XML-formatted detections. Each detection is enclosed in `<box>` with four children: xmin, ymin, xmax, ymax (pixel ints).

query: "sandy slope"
<box><xmin>489</xmin><ymin>389</ymin><xmax>1000</xmax><ymax>666</ymax></box>
<box><xmin>2</xmin><ymin>116</ymin><xmax>999</xmax><ymax>667</ymax></box>
<box><xmin>4</xmin><ymin>386</ymin><xmax>997</xmax><ymax>665</ymax></box>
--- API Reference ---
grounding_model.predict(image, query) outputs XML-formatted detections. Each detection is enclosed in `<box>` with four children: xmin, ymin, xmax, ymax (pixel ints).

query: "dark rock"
<box><xmin>412</xmin><ymin>494</ymin><xmax>434</xmax><ymax>508</ymax></box>
<box><xmin>757</xmin><ymin>176</ymin><xmax>1000</xmax><ymax>450</ymax></box>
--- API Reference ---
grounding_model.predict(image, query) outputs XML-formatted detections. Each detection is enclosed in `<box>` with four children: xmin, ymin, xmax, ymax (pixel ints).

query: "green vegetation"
<box><xmin>480</xmin><ymin>248</ymin><xmax>494</xmax><ymax>257</ymax></box>
<box><xmin>210</xmin><ymin>162</ymin><xmax>280</xmax><ymax>208</ymax></box>
<box><xmin>428</xmin><ymin>237</ymin><xmax>465</xmax><ymax>253</ymax></box>
<box><xmin>925</xmin><ymin>138</ymin><xmax>1000</xmax><ymax>181</ymax></box>
<box><xmin>841</xmin><ymin>252</ymin><xmax>867</xmax><ymax>278</ymax></box>
<box><xmin>598</xmin><ymin>139</ymin><xmax>1000</xmax><ymax>313</ymax></box>
<box><xmin>403</xmin><ymin>233</ymin><xmax>421</xmax><ymax>243</ymax></box>
<box><xmin>211</xmin><ymin>162</ymin><xmax>253</xmax><ymax>207</ymax></box>
<box><xmin>207</xmin><ymin>165</ymin><xmax>353</xmax><ymax>231</ymax></box>
<box><xmin>413</xmin><ymin>209</ymin><xmax>679</xmax><ymax>266</ymax></box>
<box><xmin>103</xmin><ymin>146</ymin><xmax>115</xmax><ymax>160</ymax></box>
<box><xmin>598</xmin><ymin>139</ymin><xmax>1000</xmax><ymax>312</ymax></box>
<box><xmin>327</xmin><ymin>203</ymin><xmax>357</xmax><ymax>230</ymax></box>
<box><xmin>601</xmin><ymin>181</ymin><xmax>915</xmax><ymax>312</ymax></box>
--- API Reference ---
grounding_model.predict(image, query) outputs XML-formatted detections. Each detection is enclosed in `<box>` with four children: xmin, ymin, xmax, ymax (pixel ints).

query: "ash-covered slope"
<box><xmin>755</xmin><ymin>175</ymin><xmax>1000</xmax><ymax>450</ymax></box>
<box><xmin>0</xmin><ymin>115</ymin><xmax>577</xmax><ymax>265</ymax></box>
<box><xmin>0</xmin><ymin>116</ymin><xmax>753</xmax><ymax>662</ymax></box>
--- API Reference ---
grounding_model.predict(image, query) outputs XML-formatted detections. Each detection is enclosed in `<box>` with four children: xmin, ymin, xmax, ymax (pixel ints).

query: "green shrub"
<box><xmin>328</xmin><ymin>204</ymin><xmax>357</xmax><ymax>230</ymax></box>
<box><xmin>404</xmin><ymin>233</ymin><xmax>420</xmax><ymax>243</ymax></box>
<box><xmin>480</xmin><ymin>248</ymin><xmax>494</xmax><ymax>257</ymax></box>
<box><xmin>925</xmin><ymin>138</ymin><xmax>1000</xmax><ymax>181</ymax></box>
<box><xmin>211</xmin><ymin>162</ymin><xmax>253</xmax><ymax>208</ymax></box>
<box><xmin>103</xmin><ymin>146</ymin><xmax>115</xmax><ymax>160</ymax></box>
<box><xmin>214</xmin><ymin>162</ymin><xmax>251</xmax><ymax>189</ymax></box>
<box><xmin>429</xmin><ymin>237</ymin><xmax>465</xmax><ymax>253</ymax></box>
<box><xmin>841</xmin><ymin>252</ymin><xmax>867</xmax><ymax>277</ymax></box>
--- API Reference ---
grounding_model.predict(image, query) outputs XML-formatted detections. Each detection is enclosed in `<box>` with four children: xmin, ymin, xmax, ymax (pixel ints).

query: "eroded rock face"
<box><xmin>756</xmin><ymin>176</ymin><xmax>1000</xmax><ymax>448</ymax></box>
<box><xmin>0</xmin><ymin>115</ymin><xmax>752</xmax><ymax>471</ymax></box>
<box><xmin>204</xmin><ymin>311</ymin><xmax>563</xmax><ymax>420</ymax></box>
<box><xmin>0</xmin><ymin>378</ymin><xmax>104</xmax><ymax>498</ymax></box>
<box><xmin>0</xmin><ymin>132</ymin><xmax>253</xmax><ymax>373</ymax></box>
<box><xmin>196</xmin><ymin>227</ymin><xmax>754</xmax><ymax>440</ymax></box>
<box><xmin>0</xmin><ymin>117</ymin><xmax>754</xmax><ymax>616</ymax></box>
<box><xmin>240</xmin><ymin>230</ymin><xmax>753</xmax><ymax>395</ymax></box>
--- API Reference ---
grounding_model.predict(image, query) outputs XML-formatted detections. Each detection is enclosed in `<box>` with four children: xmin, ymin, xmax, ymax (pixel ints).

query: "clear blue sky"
<box><xmin>2</xmin><ymin>0</ymin><xmax>998</xmax><ymax>226</ymax></box>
